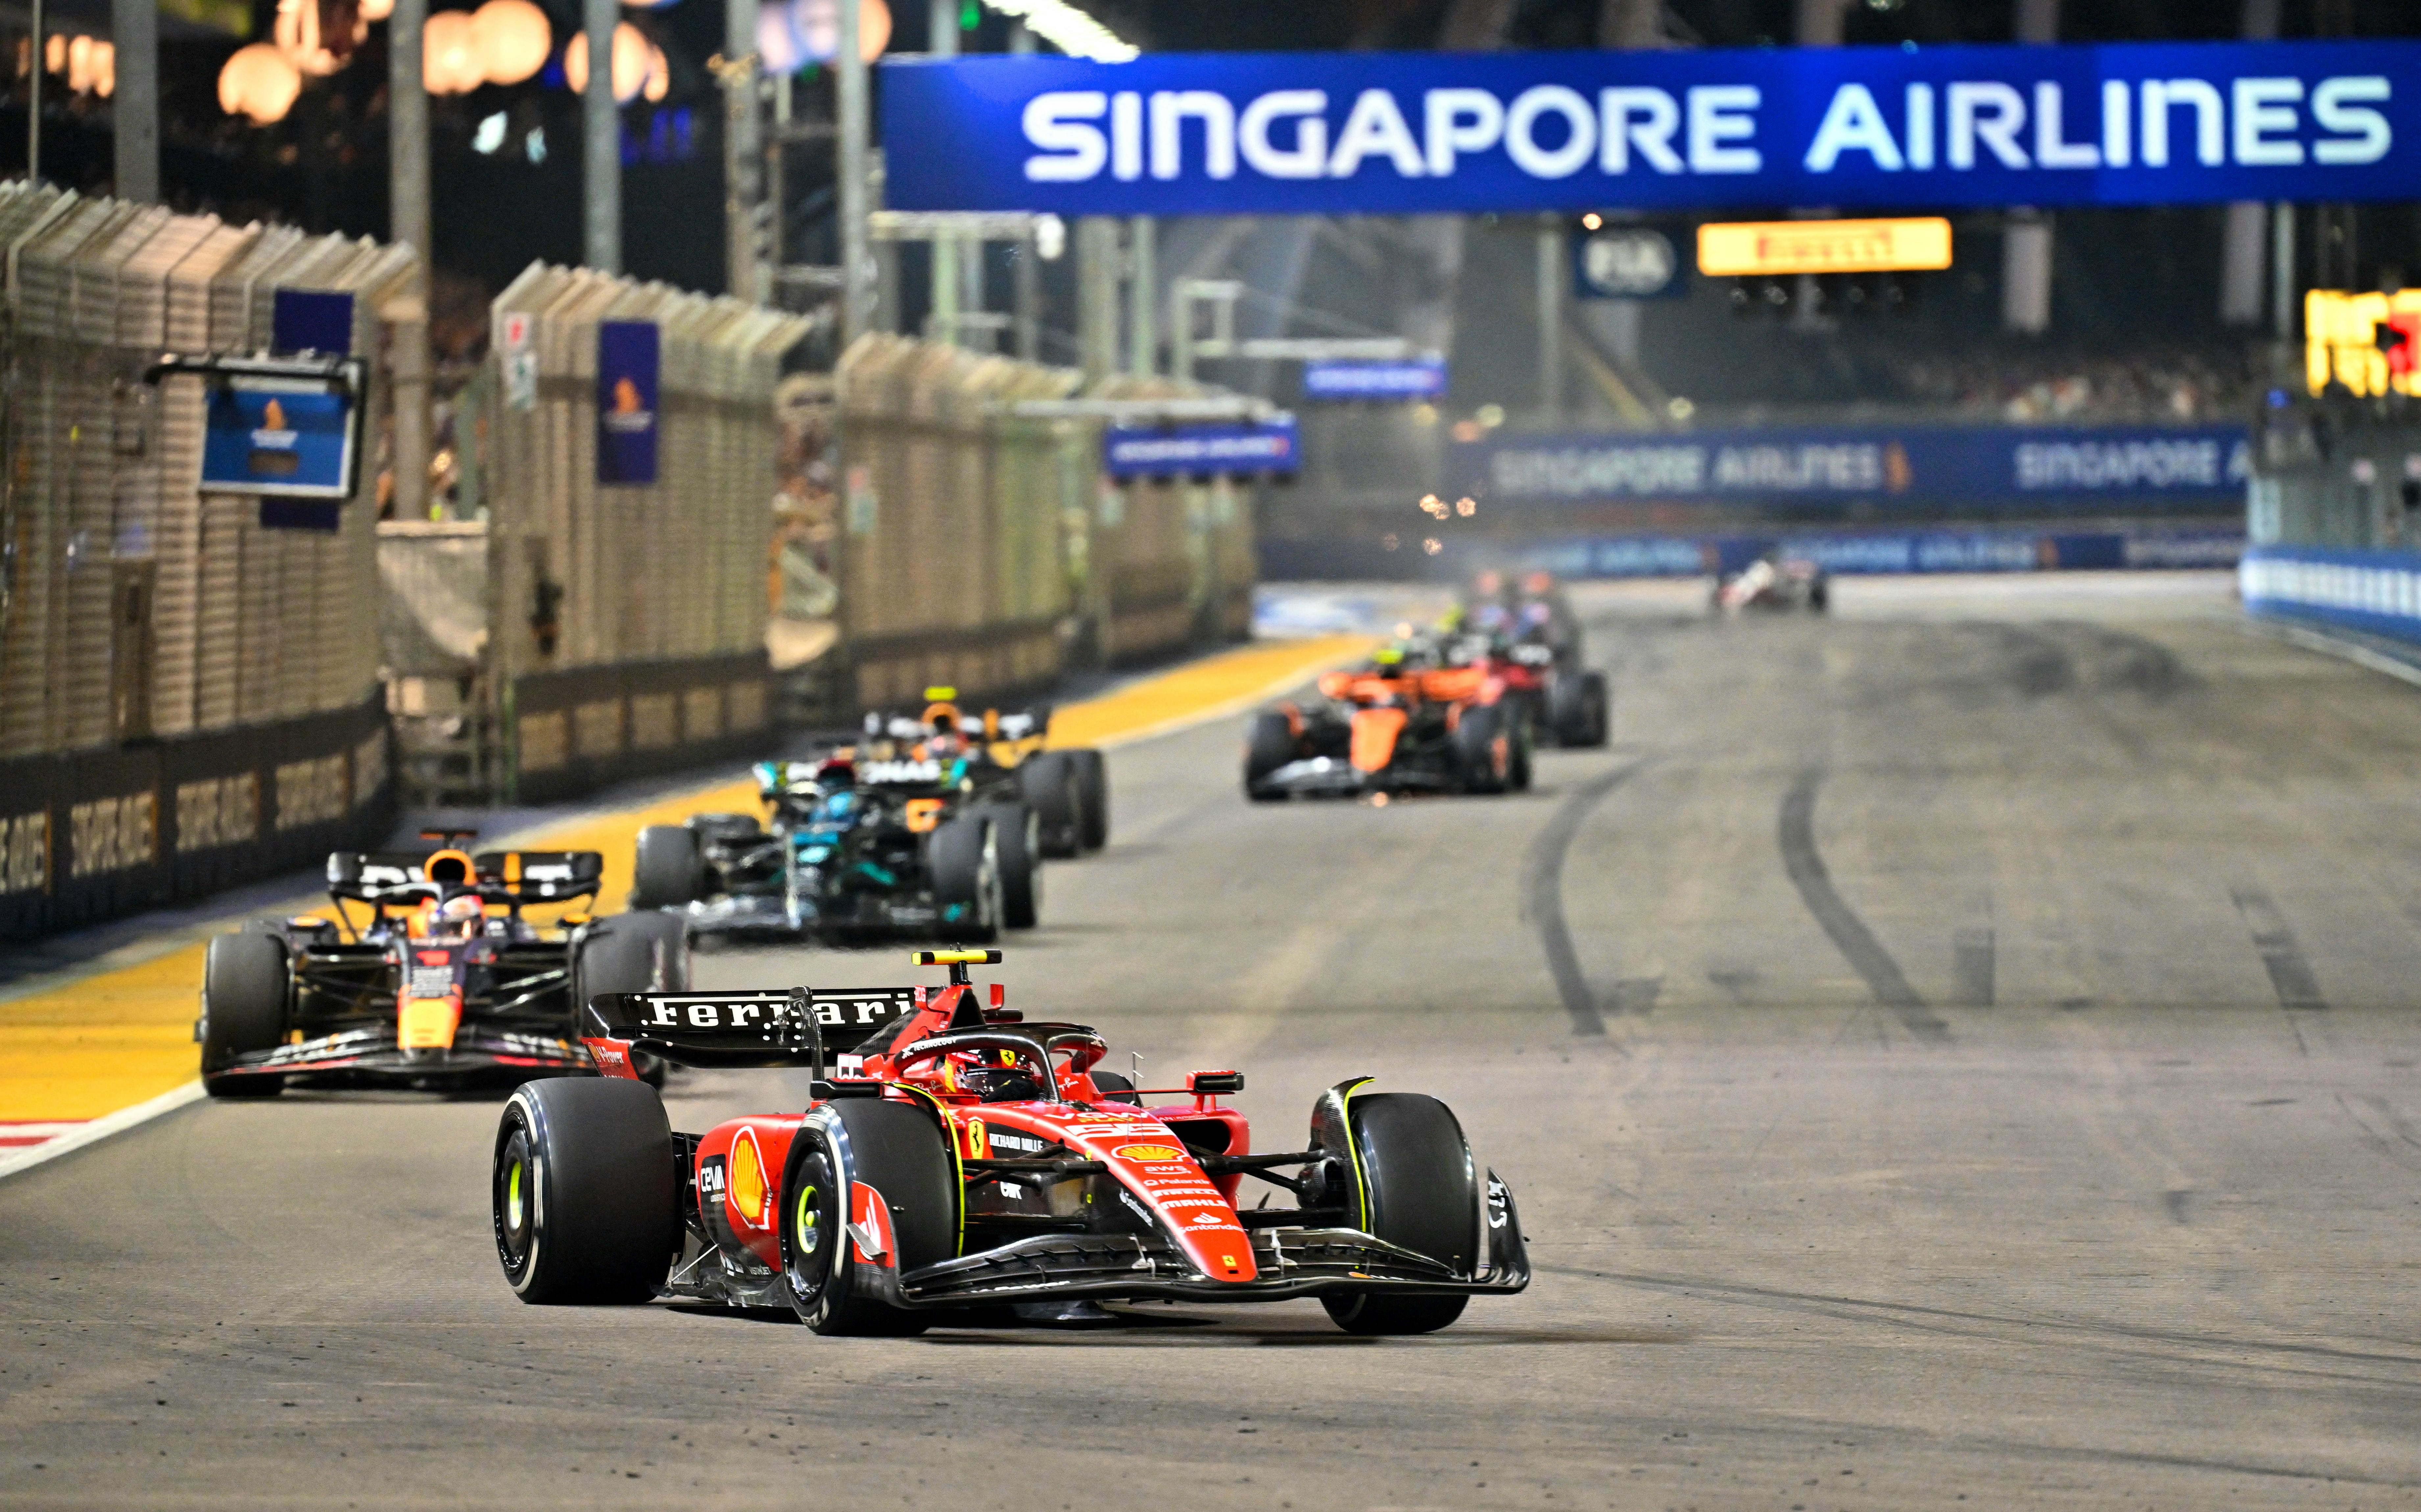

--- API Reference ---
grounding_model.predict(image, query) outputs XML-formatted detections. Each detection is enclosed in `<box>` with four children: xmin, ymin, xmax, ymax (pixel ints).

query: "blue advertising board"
<box><xmin>271</xmin><ymin>289</ymin><xmax>354</xmax><ymax>356</ymax></box>
<box><xmin>597</xmin><ymin>321</ymin><xmax>660</xmax><ymax>486</ymax></box>
<box><xmin>200</xmin><ymin>382</ymin><xmax>359</xmax><ymax>509</ymax></box>
<box><xmin>1451</xmin><ymin>424</ymin><xmax>2249</xmax><ymax>509</ymax></box>
<box><xmin>1105</xmin><ymin>417</ymin><xmax>1300</xmax><ymax>478</ymax></box>
<box><xmin>2241</xmin><ymin>544</ymin><xmax>2421</xmax><ymax>649</ymax></box>
<box><xmin>1303</xmin><ymin>359</ymin><xmax>1448</xmax><ymax>400</ymax></box>
<box><xmin>883</xmin><ymin>41</ymin><xmax>2416</xmax><ymax>216</ymax></box>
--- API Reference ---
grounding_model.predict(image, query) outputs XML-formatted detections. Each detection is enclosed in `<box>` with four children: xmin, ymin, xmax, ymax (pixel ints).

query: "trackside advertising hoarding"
<box><xmin>1450</xmin><ymin>424</ymin><xmax>2249</xmax><ymax>509</ymax></box>
<box><xmin>883</xmin><ymin>41</ymin><xmax>2417</xmax><ymax>215</ymax></box>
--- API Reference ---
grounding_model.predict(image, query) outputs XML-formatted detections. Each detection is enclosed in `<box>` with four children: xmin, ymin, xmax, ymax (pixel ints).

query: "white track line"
<box><xmin>0</xmin><ymin>1082</ymin><xmax>204</xmax><ymax>1184</ymax></box>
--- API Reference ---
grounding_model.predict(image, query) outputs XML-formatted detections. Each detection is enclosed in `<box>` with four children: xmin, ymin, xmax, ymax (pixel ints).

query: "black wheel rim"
<box><xmin>785</xmin><ymin>1145</ymin><xmax>840</xmax><ymax>1309</ymax></box>
<box><xmin>493</xmin><ymin>1125</ymin><xmax>537</xmax><ymax>1283</ymax></box>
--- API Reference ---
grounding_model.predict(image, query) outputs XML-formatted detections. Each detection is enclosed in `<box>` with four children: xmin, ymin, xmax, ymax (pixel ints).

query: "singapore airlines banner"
<box><xmin>882</xmin><ymin>41</ymin><xmax>2414</xmax><ymax>216</ymax></box>
<box><xmin>1449</xmin><ymin>424</ymin><xmax>2250</xmax><ymax>509</ymax></box>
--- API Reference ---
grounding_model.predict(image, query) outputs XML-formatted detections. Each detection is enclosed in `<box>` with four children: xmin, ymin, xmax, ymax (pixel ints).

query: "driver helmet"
<box><xmin>433</xmin><ymin>894</ymin><xmax>486</xmax><ymax>942</ymax></box>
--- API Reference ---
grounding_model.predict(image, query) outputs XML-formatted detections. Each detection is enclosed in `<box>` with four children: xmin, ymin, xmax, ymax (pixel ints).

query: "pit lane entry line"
<box><xmin>0</xmin><ymin>633</ymin><xmax>1377</xmax><ymax>1156</ymax></box>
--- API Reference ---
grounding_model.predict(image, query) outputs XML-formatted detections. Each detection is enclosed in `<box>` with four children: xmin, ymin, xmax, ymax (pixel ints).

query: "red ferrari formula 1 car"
<box><xmin>491</xmin><ymin>950</ymin><xmax>1527</xmax><ymax>1335</ymax></box>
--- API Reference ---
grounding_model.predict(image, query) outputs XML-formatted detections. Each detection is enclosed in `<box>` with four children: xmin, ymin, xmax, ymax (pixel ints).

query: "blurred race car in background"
<box><xmin>1714</xmin><ymin>552</ymin><xmax>1831</xmax><ymax>614</ymax></box>
<box><xmin>1245</xmin><ymin>638</ymin><xmax>1532</xmax><ymax>800</ymax></box>
<box><xmin>491</xmin><ymin>949</ymin><xmax>1529</xmax><ymax>1335</ymax></box>
<box><xmin>632</xmin><ymin>692</ymin><xmax>1106</xmax><ymax>944</ymax></box>
<box><xmin>1450</xmin><ymin>570</ymin><xmax>1608</xmax><ymax>748</ymax></box>
<box><xmin>196</xmin><ymin>834</ymin><xmax>686</xmax><ymax>1097</ymax></box>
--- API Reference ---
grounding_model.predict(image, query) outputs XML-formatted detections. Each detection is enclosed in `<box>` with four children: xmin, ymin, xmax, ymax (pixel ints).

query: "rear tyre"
<box><xmin>781</xmin><ymin>1101</ymin><xmax>956</xmax><ymax>1336</ymax></box>
<box><xmin>1068</xmin><ymin>748</ymin><xmax>1110</xmax><ymax>852</ymax></box>
<box><xmin>574</xmin><ymin>914</ymin><xmax>688</xmax><ymax>1086</ymax></box>
<box><xmin>1452</xmin><ymin>703</ymin><xmax>1512</xmax><ymax>795</ymax></box>
<box><xmin>630</xmin><ymin>825</ymin><xmax>703</xmax><ymax>910</ymax></box>
<box><xmin>1551</xmin><ymin>670</ymin><xmax>1610</xmax><ymax>749</ymax></box>
<box><xmin>1244</xmin><ymin>711</ymin><xmax>1297</xmax><ymax>801</ymax></box>
<box><xmin>929</xmin><ymin>812</ymin><xmax>1001</xmax><ymax>944</ymax></box>
<box><xmin>985</xmin><ymin>802</ymin><xmax>1043</xmax><ymax>930</ymax></box>
<box><xmin>1089</xmin><ymin>1069</ymin><xmax>1141</xmax><ymax>1106</ymax></box>
<box><xmin>1321</xmin><ymin>1092</ymin><xmax>1479</xmax><ymax>1336</ymax></box>
<box><xmin>201</xmin><ymin>930</ymin><xmax>290</xmax><ymax>1098</ymax></box>
<box><xmin>492</xmin><ymin>1077</ymin><xmax>678</xmax><ymax>1305</ymax></box>
<box><xmin>1018</xmin><ymin>752</ymin><xmax>1083</xmax><ymax>859</ymax></box>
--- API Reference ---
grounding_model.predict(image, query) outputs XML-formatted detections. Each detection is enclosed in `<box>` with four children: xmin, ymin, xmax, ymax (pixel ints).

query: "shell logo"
<box><xmin>730</xmin><ymin>1127</ymin><xmax>770</xmax><ymax>1230</ymax></box>
<box><xmin>1114</xmin><ymin>1143</ymin><xmax>1186</xmax><ymax>1163</ymax></box>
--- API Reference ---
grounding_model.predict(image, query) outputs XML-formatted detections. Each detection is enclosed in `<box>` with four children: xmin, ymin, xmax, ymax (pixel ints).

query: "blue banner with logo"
<box><xmin>200</xmin><ymin>382</ymin><xmax>357</xmax><ymax>504</ymax></box>
<box><xmin>1304</xmin><ymin>359</ymin><xmax>1448</xmax><ymax>400</ymax></box>
<box><xmin>1105</xmin><ymin>417</ymin><xmax>1300</xmax><ymax>478</ymax></box>
<box><xmin>597</xmin><ymin>321</ymin><xmax>660</xmax><ymax>486</ymax></box>
<box><xmin>1451</xmin><ymin>424</ymin><xmax>2248</xmax><ymax>508</ymax></box>
<box><xmin>883</xmin><ymin>40</ymin><xmax>2416</xmax><ymax>216</ymax></box>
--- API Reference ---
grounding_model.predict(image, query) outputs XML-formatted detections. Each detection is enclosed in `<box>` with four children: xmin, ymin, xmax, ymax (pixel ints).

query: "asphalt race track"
<box><xmin>8</xmin><ymin>574</ymin><xmax>2421</xmax><ymax>1510</ymax></box>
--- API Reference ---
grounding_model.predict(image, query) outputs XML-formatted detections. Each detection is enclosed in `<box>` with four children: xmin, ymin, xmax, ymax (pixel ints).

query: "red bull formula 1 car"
<box><xmin>197</xmin><ymin>835</ymin><xmax>688</xmax><ymax>1096</ymax></box>
<box><xmin>491</xmin><ymin>950</ymin><xmax>1527</xmax><ymax>1335</ymax></box>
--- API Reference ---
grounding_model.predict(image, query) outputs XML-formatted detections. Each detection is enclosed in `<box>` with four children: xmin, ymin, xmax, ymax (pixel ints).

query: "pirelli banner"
<box><xmin>1449</xmin><ymin>424</ymin><xmax>2250</xmax><ymax>517</ymax></box>
<box><xmin>0</xmin><ymin>697</ymin><xmax>392</xmax><ymax>942</ymax></box>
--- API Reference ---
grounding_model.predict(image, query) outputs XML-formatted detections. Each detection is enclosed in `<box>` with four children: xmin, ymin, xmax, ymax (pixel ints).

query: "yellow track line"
<box><xmin>0</xmin><ymin>634</ymin><xmax>1374</xmax><ymax>1124</ymax></box>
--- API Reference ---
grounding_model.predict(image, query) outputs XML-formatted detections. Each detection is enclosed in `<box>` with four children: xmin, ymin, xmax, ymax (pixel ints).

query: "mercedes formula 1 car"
<box><xmin>1245</xmin><ymin>639</ymin><xmax>1534</xmax><ymax>800</ymax></box>
<box><xmin>1714</xmin><ymin>551</ymin><xmax>1831</xmax><ymax>613</ymax></box>
<box><xmin>491</xmin><ymin>949</ymin><xmax>1526</xmax><ymax>1335</ymax></box>
<box><xmin>632</xmin><ymin>694</ymin><xmax>1106</xmax><ymax>944</ymax></box>
<box><xmin>196</xmin><ymin>835</ymin><xmax>688</xmax><ymax>1096</ymax></box>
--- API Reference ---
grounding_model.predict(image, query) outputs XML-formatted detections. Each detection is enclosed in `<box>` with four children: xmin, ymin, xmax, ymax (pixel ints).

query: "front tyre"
<box><xmin>493</xmin><ymin>1078</ymin><xmax>678</xmax><ymax>1305</ymax></box>
<box><xmin>781</xmin><ymin>1101</ymin><xmax>957</xmax><ymax>1336</ymax></box>
<box><xmin>200</xmin><ymin>930</ymin><xmax>289</xmax><ymax>1098</ymax></box>
<box><xmin>1322</xmin><ymin>1092</ymin><xmax>1480</xmax><ymax>1336</ymax></box>
<box><xmin>1068</xmin><ymin>748</ymin><xmax>1110</xmax><ymax>851</ymax></box>
<box><xmin>986</xmin><ymin>802</ymin><xmax>1043</xmax><ymax>930</ymax></box>
<box><xmin>1244</xmin><ymin>711</ymin><xmax>1297</xmax><ymax>801</ymax></box>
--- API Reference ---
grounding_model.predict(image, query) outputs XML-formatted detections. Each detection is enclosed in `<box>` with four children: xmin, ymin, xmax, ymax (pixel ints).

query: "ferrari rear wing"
<box><xmin>583</xmin><ymin>988</ymin><xmax>918</xmax><ymax>1072</ymax></box>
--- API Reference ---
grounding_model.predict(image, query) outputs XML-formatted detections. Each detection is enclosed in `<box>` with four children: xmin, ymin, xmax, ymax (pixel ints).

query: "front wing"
<box><xmin>859</xmin><ymin>1179</ymin><xmax>1529</xmax><ymax>1310</ymax></box>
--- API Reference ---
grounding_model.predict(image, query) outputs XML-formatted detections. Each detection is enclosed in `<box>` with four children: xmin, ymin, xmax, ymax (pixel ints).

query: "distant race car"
<box><xmin>196</xmin><ymin>834</ymin><xmax>688</xmax><ymax>1097</ymax></box>
<box><xmin>1447</xmin><ymin>570</ymin><xmax>1608</xmax><ymax>748</ymax></box>
<box><xmin>490</xmin><ymin>949</ymin><xmax>1529</xmax><ymax>1335</ymax></box>
<box><xmin>1714</xmin><ymin>552</ymin><xmax>1830</xmax><ymax>614</ymax></box>
<box><xmin>1245</xmin><ymin>638</ymin><xmax>1532</xmax><ymax>800</ymax></box>
<box><xmin>633</xmin><ymin>692</ymin><xmax>1106</xmax><ymax>944</ymax></box>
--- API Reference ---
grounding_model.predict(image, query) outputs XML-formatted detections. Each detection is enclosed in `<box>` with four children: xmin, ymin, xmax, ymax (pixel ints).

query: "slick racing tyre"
<box><xmin>1244</xmin><ymin>711</ymin><xmax>1297</xmax><ymax>801</ymax></box>
<box><xmin>574</xmin><ymin>913</ymin><xmax>688</xmax><ymax>1086</ymax></box>
<box><xmin>1018</xmin><ymin>751</ymin><xmax>1084</xmax><ymax>859</ymax></box>
<box><xmin>781</xmin><ymin>1101</ymin><xmax>956</xmax><ymax>1336</ymax></box>
<box><xmin>201</xmin><ymin>929</ymin><xmax>290</xmax><ymax>1098</ymax></box>
<box><xmin>630</xmin><ymin>824</ymin><xmax>704</xmax><ymax>910</ymax></box>
<box><xmin>1549</xmin><ymin>670</ymin><xmax>1611</xmax><ymax>749</ymax></box>
<box><xmin>493</xmin><ymin>1077</ymin><xmax>679</xmax><ymax>1305</ymax></box>
<box><xmin>929</xmin><ymin>812</ymin><xmax>1002</xmax><ymax>944</ymax></box>
<box><xmin>984</xmin><ymin>801</ymin><xmax>1043</xmax><ymax>930</ymax></box>
<box><xmin>1068</xmin><ymin>748</ymin><xmax>1110</xmax><ymax>852</ymax></box>
<box><xmin>685</xmin><ymin>812</ymin><xmax>766</xmax><ymax>847</ymax></box>
<box><xmin>1089</xmin><ymin>1069</ymin><xmax>1141</xmax><ymax>1106</ymax></box>
<box><xmin>1323</xmin><ymin>1092</ymin><xmax>1480</xmax><ymax>1336</ymax></box>
<box><xmin>1452</xmin><ymin>702</ymin><xmax>1515</xmax><ymax>795</ymax></box>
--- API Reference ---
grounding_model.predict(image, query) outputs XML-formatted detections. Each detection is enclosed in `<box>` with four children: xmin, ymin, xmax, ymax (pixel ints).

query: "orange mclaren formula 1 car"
<box><xmin>1243</xmin><ymin>643</ymin><xmax>1532</xmax><ymax>800</ymax></box>
<box><xmin>491</xmin><ymin>950</ymin><xmax>1528</xmax><ymax>1335</ymax></box>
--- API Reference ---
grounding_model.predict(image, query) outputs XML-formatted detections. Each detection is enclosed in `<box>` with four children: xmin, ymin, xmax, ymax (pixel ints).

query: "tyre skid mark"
<box><xmin>1521</xmin><ymin>760</ymin><xmax>1644</xmax><ymax>1039</ymax></box>
<box><xmin>1778</xmin><ymin>769</ymin><xmax>1950</xmax><ymax>1043</ymax></box>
